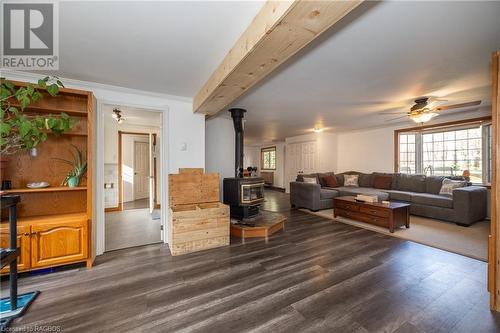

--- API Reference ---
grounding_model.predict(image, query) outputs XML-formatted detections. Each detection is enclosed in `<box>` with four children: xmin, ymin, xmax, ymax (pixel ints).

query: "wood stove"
<box><xmin>223</xmin><ymin>108</ymin><xmax>264</xmax><ymax>219</ymax></box>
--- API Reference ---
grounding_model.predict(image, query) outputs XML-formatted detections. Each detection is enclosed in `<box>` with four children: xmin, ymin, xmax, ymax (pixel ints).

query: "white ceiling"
<box><xmin>233</xmin><ymin>1</ymin><xmax>500</xmax><ymax>143</ymax></box>
<box><xmin>52</xmin><ymin>1</ymin><xmax>265</xmax><ymax>98</ymax></box>
<box><xmin>103</xmin><ymin>104</ymin><xmax>161</xmax><ymax>128</ymax></box>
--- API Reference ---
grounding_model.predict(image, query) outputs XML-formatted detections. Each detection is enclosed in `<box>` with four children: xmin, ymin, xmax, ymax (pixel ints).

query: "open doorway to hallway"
<box><xmin>103</xmin><ymin>104</ymin><xmax>163</xmax><ymax>251</ymax></box>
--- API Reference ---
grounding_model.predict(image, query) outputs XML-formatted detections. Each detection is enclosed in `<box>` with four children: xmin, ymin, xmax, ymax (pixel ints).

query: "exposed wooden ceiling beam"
<box><xmin>193</xmin><ymin>0</ymin><xmax>363</xmax><ymax>115</ymax></box>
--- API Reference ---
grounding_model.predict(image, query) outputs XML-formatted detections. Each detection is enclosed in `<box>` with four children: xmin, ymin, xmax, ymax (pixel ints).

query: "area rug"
<box><xmin>300</xmin><ymin>208</ymin><xmax>489</xmax><ymax>261</ymax></box>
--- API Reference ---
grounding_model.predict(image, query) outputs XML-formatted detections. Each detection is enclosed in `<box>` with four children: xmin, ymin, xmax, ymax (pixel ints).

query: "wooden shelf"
<box><xmin>47</xmin><ymin>131</ymin><xmax>88</xmax><ymax>137</ymax></box>
<box><xmin>11</xmin><ymin>104</ymin><xmax>88</xmax><ymax>117</ymax></box>
<box><xmin>3</xmin><ymin>186</ymin><xmax>87</xmax><ymax>194</ymax></box>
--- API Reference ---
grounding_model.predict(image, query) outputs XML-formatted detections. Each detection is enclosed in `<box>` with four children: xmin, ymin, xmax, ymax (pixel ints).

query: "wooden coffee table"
<box><xmin>230</xmin><ymin>211</ymin><xmax>286</xmax><ymax>243</ymax></box>
<box><xmin>333</xmin><ymin>196</ymin><xmax>410</xmax><ymax>233</ymax></box>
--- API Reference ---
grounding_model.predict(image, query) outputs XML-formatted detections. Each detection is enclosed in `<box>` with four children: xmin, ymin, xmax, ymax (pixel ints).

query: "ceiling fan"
<box><xmin>382</xmin><ymin>97</ymin><xmax>481</xmax><ymax>124</ymax></box>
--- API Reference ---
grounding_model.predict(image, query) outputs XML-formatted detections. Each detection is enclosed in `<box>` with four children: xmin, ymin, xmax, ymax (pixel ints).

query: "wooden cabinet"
<box><xmin>0</xmin><ymin>225</ymin><xmax>31</xmax><ymax>273</ymax></box>
<box><xmin>31</xmin><ymin>219</ymin><xmax>88</xmax><ymax>268</ymax></box>
<box><xmin>0</xmin><ymin>80</ymin><xmax>94</xmax><ymax>273</ymax></box>
<box><xmin>1</xmin><ymin>213</ymin><xmax>89</xmax><ymax>274</ymax></box>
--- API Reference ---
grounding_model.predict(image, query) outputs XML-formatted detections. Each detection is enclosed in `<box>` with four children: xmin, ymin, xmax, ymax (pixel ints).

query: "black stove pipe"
<box><xmin>229</xmin><ymin>108</ymin><xmax>246</xmax><ymax>178</ymax></box>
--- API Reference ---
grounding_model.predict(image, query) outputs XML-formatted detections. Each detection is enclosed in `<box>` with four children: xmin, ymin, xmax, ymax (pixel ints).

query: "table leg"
<box><xmin>405</xmin><ymin>207</ymin><xmax>410</xmax><ymax>228</ymax></box>
<box><xmin>389</xmin><ymin>213</ymin><xmax>394</xmax><ymax>233</ymax></box>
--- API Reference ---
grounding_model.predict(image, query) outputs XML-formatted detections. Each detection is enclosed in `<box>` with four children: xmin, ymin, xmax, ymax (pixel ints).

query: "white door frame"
<box><xmin>95</xmin><ymin>99</ymin><xmax>169</xmax><ymax>256</ymax></box>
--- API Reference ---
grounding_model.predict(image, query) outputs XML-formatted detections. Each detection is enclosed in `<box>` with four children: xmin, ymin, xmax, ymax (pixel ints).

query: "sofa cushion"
<box><xmin>335</xmin><ymin>187</ymin><xmax>389</xmax><ymax>201</ymax></box>
<box><xmin>384</xmin><ymin>190</ymin><xmax>412</xmax><ymax>202</ymax></box>
<box><xmin>323</xmin><ymin>175</ymin><xmax>338</xmax><ymax>188</ymax></box>
<box><xmin>439</xmin><ymin>178</ymin><xmax>467</xmax><ymax>197</ymax></box>
<box><xmin>320</xmin><ymin>189</ymin><xmax>338</xmax><ymax>200</ymax></box>
<box><xmin>396</xmin><ymin>174</ymin><xmax>426</xmax><ymax>193</ymax></box>
<box><xmin>297</xmin><ymin>173</ymin><xmax>318</xmax><ymax>183</ymax></box>
<box><xmin>373</xmin><ymin>172</ymin><xmax>399</xmax><ymax>190</ymax></box>
<box><xmin>425</xmin><ymin>176</ymin><xmax>446</xmax><ymax>194</ymax></box>
<box><xmin>303</xmin><ymin>176</ymin><xmax>318</xmax><ymax>184</ymax></box>
<box><xmin>335</xmin><ymin>174</ymin><xmax>344</xmax><ymax>186</ymax></box>
<box><xmin>359</xmin><ymin>173</ymin><xmax>373</xmax><ymax>187</ymax></box>
<box><xmin>344</xmin><ymin>174</ymin><xmax>359</xmax><ymax>187</ymax></box>
<box><xmin>373</xmin><ymin>175</ymin><xmax>392</xmax><ymax>190</ymax></box>
<box><xmin>411</xmin><ymin>193</ymin><xmax>453</xmax><ymax>208</ymax></box>
<box><xmin>317</xmin><ymin>172</ymin><xmax>335</xmax><ymax>187</ymax></box>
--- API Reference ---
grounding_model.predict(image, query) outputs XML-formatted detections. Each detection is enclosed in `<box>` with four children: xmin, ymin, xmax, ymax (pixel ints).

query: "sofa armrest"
<box><xmin>452</xmin><ymin>186</ymin><xmax>487</xmax><ymax>225</ymax></box>
<box><xmin>290</xmin><ymin>182</ymin><xmax>321</xmax><ymax>210</ymax></box>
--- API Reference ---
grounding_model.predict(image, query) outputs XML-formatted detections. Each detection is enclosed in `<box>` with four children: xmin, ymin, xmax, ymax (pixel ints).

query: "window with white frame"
<box><xmin>398</xmin><ymin>133</ymin><xmax>417</xmax><ymax>174</ymax></box>
<box><xmin>261</xmin><ymin>146</ymin><xmax>276</xmax><ymax>170</ymax></box>
<box><xmin>396</xmin><ymin>120</ymin><xmax>492</xmax><ymax>184</ymax></box>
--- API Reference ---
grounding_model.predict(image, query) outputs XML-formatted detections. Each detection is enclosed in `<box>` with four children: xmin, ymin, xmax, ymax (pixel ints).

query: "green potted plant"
<box><xmin>52</xmin><ymin>145</ymin><xmax>87</xmax><ymax>187</ymax></box>
<box><xmin>0</xmin><ymin>77</ymin><xmax>75</xmax><ymax>163</ymax></box>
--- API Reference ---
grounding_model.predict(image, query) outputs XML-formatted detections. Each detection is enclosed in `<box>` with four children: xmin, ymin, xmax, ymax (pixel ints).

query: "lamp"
<box><xmin>409</xmin><ymin>111</ymin><xmax>438</xmax><ymax>124</ymax></box>
<box><xmin>112</xmin><ymin>108</ymin><xmax>124</xmax><ymax>124</ymax></box>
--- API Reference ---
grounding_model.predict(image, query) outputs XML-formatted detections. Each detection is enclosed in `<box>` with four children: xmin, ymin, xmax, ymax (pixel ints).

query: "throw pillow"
<box><xmin>303</xmin><ymin>177</ymin><xmax>318</xmax><ymax>184</ymax></box>
<box><xmin>439</xmin><ymin>178</ymin><xmax>466</xmax><ymax>196</ymax></box>
<box><xmin>344</xmin><ymin>174</ymin><xmax>359</xmax><ymax>187</ymax></box>
<box><xmin>373</xmin><ymin>175</ymin><xmax>392</xmax><ymax>190</ymax></box>
<box><xmin>323</xmin><ymin>175</ymin><xmax>338</xmax><ymax>188</ymax></box>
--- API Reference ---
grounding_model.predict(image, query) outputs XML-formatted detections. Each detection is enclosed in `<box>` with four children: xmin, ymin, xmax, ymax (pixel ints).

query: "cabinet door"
<box><xmin>0</xmin><ymin>225</ymin><xmax>31</xmax><ymax>273</ymax></box>
<box><xmin>31</xmin><ymin>220</ymin><xmax>88</xmax><ymax>268</ymax></box>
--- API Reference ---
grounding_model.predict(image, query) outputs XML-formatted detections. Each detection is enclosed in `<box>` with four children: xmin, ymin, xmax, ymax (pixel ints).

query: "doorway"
<box><xmin>103</xmin><ymin>105</ymin><xmax>163</xmax><ymax>252</ymax></box>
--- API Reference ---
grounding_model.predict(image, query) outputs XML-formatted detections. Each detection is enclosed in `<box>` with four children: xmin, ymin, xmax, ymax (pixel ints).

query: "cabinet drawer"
<box><xmin>360</xmin><ymin>206</ymin><xmax>390</xmax><ymax>218</ymax></box>
<box><xmin>334</xmin><ymin>208</ymin><xmax>362</xmax><ymax>220</ymax></box>
<box><xmin>334</xmin><ymin>201</ymin><xmax>359</xmax><ymax>212</ymax></box>
<box><xmin>355</xmin><ymin>213</ymin><xmax>389</xmax><ymax>226</ymax></box>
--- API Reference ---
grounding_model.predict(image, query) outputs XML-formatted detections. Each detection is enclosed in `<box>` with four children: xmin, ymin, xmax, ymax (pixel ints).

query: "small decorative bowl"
<box><xmin>27</xmin><ymin>182</ymin><xmax>50</xmax><ymax>189</ymax></box>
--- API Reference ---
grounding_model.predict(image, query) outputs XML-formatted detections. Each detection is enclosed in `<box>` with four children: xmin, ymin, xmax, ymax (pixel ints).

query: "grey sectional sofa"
<box><xmin>290</xmin><ymin>171</ymin><xmax>487</xmax><ymax>226</ymax></box>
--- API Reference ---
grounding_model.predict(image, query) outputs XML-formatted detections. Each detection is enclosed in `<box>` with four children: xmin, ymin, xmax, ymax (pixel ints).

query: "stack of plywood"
<box><xmin>168</xmin><ymin>168</ymin><xmax>229</xmax><ymax>256</ymax></box>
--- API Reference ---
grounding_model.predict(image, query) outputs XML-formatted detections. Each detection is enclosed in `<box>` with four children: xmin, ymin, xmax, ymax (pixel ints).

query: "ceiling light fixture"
<box><xmin>313</xmin><ymin>127</ymin><xmax>323</xmax><ymax>133</ymax></box>
<box><xmin>112</xmin><ymin>108</ymin><xmax>124</xmax><ymax>124</ymax></box>
<box><xmin>409</xmin><ymin>111</ymin><xmax>438</xmax><ymax>124</ymax></box>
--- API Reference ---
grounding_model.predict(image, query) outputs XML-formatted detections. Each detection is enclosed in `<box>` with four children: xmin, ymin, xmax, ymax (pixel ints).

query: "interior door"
<box><xmin>286</xmin><ymin>143</ymin><xmax>301</xmax><ymax>192</ymax></box>
<box><xmin>134</xmin><ymin>141</ymin><xmax>150</xmax><ymax>200</ymax></box>
<box><xmin>285</xmin><ymin>141</ymin><xmax>318</xmax><ymax>192</ymax></box>
<box><xmin>301</xmin><ymin>141</ymin><xmax>317</xmax><ymax>174</ymax></box>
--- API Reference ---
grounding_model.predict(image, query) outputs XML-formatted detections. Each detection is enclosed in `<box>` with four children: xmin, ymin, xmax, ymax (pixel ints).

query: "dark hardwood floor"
<box><xmin>3</xmin><ymin>190</ymin><xmax>500</xmax><ymax>332</ymax></box>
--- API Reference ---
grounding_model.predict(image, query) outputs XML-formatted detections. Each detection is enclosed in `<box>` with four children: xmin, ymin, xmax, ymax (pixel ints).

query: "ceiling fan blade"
<box><xmin>385</xmin><ymin>115</ymin><xmax>408</xmax><ymax>122</ymax></box>
<box><xmin>435</xmin><ymin>100</ymin><xmax>481</xmax><ymax>111</ymax></box>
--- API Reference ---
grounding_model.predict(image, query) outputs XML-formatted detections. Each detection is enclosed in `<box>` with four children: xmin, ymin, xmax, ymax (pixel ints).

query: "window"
<box><xmin>396</xmin><ymin>118</ymin><xmax>492</xmax><ymax>184</ymax></box>
<box><xmin>261</xmin><ymin>146</ymin><xmax>276</xmax><ymax>170</ymax></box>
<box><xmin>398</xmin><ymin>133</ymin><xmax>417</xmax><ymax>174</ymax></box>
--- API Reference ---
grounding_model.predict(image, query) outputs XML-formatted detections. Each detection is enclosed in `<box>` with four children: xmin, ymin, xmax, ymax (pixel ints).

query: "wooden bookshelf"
<box><xmin>1</xmin><ymin>80</ymin><xmax>94</xmax><ymax>274</ymax></box>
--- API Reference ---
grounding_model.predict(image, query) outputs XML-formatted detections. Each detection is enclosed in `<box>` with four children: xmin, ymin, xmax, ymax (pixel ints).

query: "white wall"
<box><xmin>205</xmin><ymin>117</ymin><xmax>235</xmax><ymax>200</ymax></box>
<box><xmin>336</xmin><ymin>126</ymin><xmax>396</xmax><ymax>173</ymax></box>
